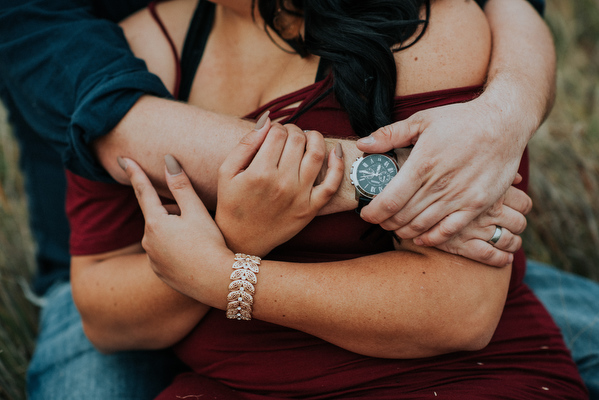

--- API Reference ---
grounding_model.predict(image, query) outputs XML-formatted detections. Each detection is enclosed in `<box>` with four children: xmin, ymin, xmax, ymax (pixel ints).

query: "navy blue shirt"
<box><xmin>0</xmin><ymin>0</ymin><xmax>546</xmax><ymax>294</ymax></box>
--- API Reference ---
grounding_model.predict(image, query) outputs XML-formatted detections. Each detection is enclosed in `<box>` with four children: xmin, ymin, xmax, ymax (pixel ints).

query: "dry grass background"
<box><xmin>0</xmin><ymin>0</ymin><xmax>598</xmax><ymax>398</ymax></box>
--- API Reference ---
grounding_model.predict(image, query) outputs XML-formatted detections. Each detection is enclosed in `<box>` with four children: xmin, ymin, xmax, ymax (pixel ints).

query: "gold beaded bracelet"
<box><xmin>226</xmin><ymin>253</ymin><xmax>261</xmax><ymax>321</ymax></box>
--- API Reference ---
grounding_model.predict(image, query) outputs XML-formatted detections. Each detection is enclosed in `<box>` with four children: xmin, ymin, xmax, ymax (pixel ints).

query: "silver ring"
<box><xmin>488</xmin><ymin>225</ymin><xmax>503</xmax><ymax>245</ymax></box>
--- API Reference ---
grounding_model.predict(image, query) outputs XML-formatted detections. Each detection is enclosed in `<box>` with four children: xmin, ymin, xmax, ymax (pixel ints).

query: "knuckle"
<box><xmin>307</xmin><ymin>129</ymin><xmax>323</xmax><ymax>141</ymax></box>
<box><xmin>376</xmin><ymin>125</ymin><xmax>396</xmax><ymax>141</ymax></box>
<box><xmin>289</xmin><ymin>129</ymin><xmax>307</xmax><ymax>145</ymax></box>
<box><xmin>169</xmin><ymin>176</ymin><xmax>189</xmax><ymax>191</ymax></box>
<box><xmin>429</xmin><ymin>173</ymin><xmax>454</xmax><ymax>194</ymax></box>
<box><xmin>478</xmin><ymin>246</ymin><xmax>497</xmax><ymax>263</ymax></box>
<box><xmin>505</xmin><ymin>235</ymin><xmax>522</xmax><ymax>253</ymax></box>
<box><xmin>140</xmin><ymin>235</ymin><xmax>152</xmax><ymax>253</ymax></box>
<box><xmin>436</xmin><ymin>220</ymin><xmax>460</xmax><ymax>240</ymax></box>
<box><xmin>319</xmin><ymin>184</ymin><xmax>338</xmax><ymax>199</ymax></box>
<box><xmin>407</xmin><ymin>220</ymin><xmax>428</xmax><ymax>235</ymax></box>
<box><xmin>522</xmin><ymin>196</ymin><xmax>533</xmax><ymax>215</ymax></box>
<box><xmin>415</xmin><ymin>160</ymin><xmax>435</xmax><ymax>180</ymax></box>
<box><xmin>513</xmin><ymin>216</ymin><xmax>527</xmax><ymax>234</ymax></box>
<box><xmin>376</xmin><ymin>197</ymin><xmax>403</xmax><ymax>219</ymax></box>
<box><xmin>307</xmin><ymin>146</ymin><xmax>325</xmax><ymax>165</ymax></box>
<box><xmin>270</xmin><ymin>124</ymin><xmax>288</xmax><ymax>140</ymax></box>
<box><xmin>469</xmin><ymin>192</ymin><xmax>491</xmax><ymax>212</ymax></box>
<box><xmin>486</xmin><ymin>203</ymin><xmax>503</xmax><ymax>219</ymax></box>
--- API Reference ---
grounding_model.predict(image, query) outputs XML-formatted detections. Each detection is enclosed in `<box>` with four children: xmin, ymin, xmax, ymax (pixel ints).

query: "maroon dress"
<box><xmin>65</xmin><ymin>2</ymin><xmax>588</xmax><ymax>399</ymax></box>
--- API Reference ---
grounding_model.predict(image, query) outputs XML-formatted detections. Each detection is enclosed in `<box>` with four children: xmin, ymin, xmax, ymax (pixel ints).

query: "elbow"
<box><xmin>80</xmin><ymin>320</ymin><xmax>120</xmax><ymax>354</ymax></box>
<box><xmin>442</xmin><ymin>299</ymin><xmax>504</xmax><ymax>353</ymax></box>
<box><xmin>80</xmin><ymin>316</ymin><xmax>181</xmax><ymax>354</ymax></box>
<box><xmin>452</xmin><ymin>318</ymin><xmax>497</xmax><ymax>352</ymax></box>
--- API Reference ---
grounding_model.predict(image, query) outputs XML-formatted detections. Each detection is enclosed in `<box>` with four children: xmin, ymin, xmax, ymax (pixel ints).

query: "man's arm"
<box><xmin>0</xmin><ymin>0</ymin><xmax>167</xmax><ymax>181</ymax></box>
<box><xmin>357</xmin><ymin>0</ymin><xmax>555</xmax><ymax>246</ymax></box>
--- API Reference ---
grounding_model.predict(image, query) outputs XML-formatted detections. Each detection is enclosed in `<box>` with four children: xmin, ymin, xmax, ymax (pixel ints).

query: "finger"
<box><xmin>489</xmin><ymin>227</ymin><xmax>522</xmax><ymax>254</ymax></box>
<box><xmin>356</xmin><ymin>113</ymin><xmax>425</xmax><ymax>153</ymax></box>
<box><xmin>359</xmin><ymin>154</ymin><xmax>425</xmax><ymax>225</ymax></box>
<box><xmin>298</xmin><ymin>129</ymin><xmax>326</xmax><ymax>187</ymax></box>
<box><xmin>494</xmin><ymin>204</ymin><xmax>528</xmax><ymax>235</ymax></box>
<box><xmin>120</xmin><ymin>157</ymin><xmax>167</xmax><ymax>220</ymax></box>
<box><xmin>512</xmin><ymin>173</ymin><xmax>523</xmax><ymax>185</ymax></box>
<box><xmin>311</xmin><ymin>143</ymin><xmax>344</xmax><ymax>209</ymax></box>
<box><xmin>164</xmin><ymin>155</ymin><xmax>209</xmax><ymax>218</ymax></box>
<box><xmin>457</xmin><ymin>240</ymin><xmax>514</xmax><ymax>268</ymax></box>
<box><xmin>218</xmin><ymin>113</ymin><xmax>271</xmax><ymax>180</ymax></box>
<box><xmin>503</xmin><ymin>186</ymin><xmax>533</xmax><ymax>216</ymax></box>
<box><xmin>278</xmin><ymin>124</ymin><xmax>307</xmax><ymax>177</ymax></box>
<box><xmin>252</xmin><ymin>123</ymin><xmax>289</xmax><ymax>169</ymax></box>
<box><xmin>410</xmin><ymin>209</ymin><xmax>478</xmax><ymax>246</ymax></box>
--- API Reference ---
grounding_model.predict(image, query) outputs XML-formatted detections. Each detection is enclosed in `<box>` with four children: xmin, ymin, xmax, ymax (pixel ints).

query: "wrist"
<box><xmin>474</xmin><ymin>79</ymin><xmax>539</xmax><ymax>152</ymax></box>
<box><xmin>318</xmin><ymin>138</ymin><xmax>361</xmax><ymax>215</ymax></box>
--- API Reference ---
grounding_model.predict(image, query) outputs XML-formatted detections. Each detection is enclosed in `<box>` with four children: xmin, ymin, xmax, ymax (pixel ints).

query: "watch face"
<box><xmin>352</xmin><ymin>154</ymin><xmax>399</xmax><ymax>198</ymax></box>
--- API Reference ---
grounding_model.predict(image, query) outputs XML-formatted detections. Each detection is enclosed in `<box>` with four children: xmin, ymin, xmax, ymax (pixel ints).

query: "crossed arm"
<box><xmin>72</xmin><ymin>120</ymin><xmax>513</xmax><ymax>358</ymax></box>
<box><xmin>93</xmin><ymin>0</ymin><xmax>554</xmax><ymax>262</ymax></box>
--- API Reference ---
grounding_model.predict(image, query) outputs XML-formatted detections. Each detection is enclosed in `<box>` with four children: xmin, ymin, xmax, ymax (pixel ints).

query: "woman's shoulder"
<box><xmin>118</xmin><ymin>0</ymin><xmax>199</xmax><ymax>94</ymax></box>
<box><xmin>394</xmin><ymin>0</ymin><xmax>491</xmax><ymax>96</ymax></box>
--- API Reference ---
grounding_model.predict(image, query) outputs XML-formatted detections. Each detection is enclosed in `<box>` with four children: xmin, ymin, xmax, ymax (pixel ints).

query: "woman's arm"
<box><xmin>71</xmin><ymin>117</ymin><xmax>344</xmax><ymax>353</ymax></box>
<box><xmin>71</xmin><ymin>244</ymin><xmax>210</xmax><ymax>353</ymax></box>
<box><xmin>121</xmin><ymin>123</ymin><xmax>512</xmax><ymax>359</ymax></box>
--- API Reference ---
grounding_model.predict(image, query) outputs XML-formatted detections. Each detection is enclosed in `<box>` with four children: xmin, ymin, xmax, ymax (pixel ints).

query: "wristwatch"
<box><xmin>349</xmin><ymin>151</ymin><xmax>400</xmax><ymax>212</ymax></box>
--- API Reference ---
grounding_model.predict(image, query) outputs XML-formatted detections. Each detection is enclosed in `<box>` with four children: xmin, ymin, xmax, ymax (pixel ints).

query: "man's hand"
<box><xmin>357</xmin><ymin>98</ymin><xmax>524</xmax><ymax>244</ymax></box>
<box><xmin>356</xmin><ymin>0</ymin><xmax>555</xmax><ymax>247</ymax></box>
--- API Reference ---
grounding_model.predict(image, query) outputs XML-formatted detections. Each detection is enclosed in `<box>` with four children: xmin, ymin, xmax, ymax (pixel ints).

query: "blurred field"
<box><xmin>0</xmin><ymin>0</ymin><xmax>598</xmax><ymax>398</ymax></box>
<box><xmin>524</xmin><ymin>0</ymin><xmax>599</xmax><ymax>280</ymax></box>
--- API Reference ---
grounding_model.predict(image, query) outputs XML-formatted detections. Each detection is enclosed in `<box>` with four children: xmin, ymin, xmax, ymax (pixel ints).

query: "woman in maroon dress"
<box><xmin>68</xmin><ymin>0</ymin><xmax>587</xmax><ymax>398</ymax></box>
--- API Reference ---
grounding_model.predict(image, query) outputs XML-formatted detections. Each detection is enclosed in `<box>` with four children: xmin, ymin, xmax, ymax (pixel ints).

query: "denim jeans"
<box><xmin>525</xmin><ymin>260</ymin><xmax>599</xmax><ymax>399</ymax></box>
<box><xmin>26</xmin><ymin>281</ymin><xmax>183</xmax><ymax>400</ymax></box>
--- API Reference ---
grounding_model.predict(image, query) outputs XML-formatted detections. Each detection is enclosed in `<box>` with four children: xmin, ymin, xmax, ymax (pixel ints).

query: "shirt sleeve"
<box><xmin>475</xmin><ymin>0</ymin><xmax>545</xmax><ymax>15</ymax></box>
<box><xmin>0</xmin><ymin>0</ymin><xmax>172</xmax><ymax>182</ymax></box>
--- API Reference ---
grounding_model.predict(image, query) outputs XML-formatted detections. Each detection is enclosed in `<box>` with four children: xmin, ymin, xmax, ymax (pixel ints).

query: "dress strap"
<box><xmin>178</xmin><ymin>0</ymin><xmax>216</xmax><ymax>102</ymax></box>
<box><xmin>148</xmin><ymin>1</ymin><xmax>182</xmax><ymax>99</ymax></box>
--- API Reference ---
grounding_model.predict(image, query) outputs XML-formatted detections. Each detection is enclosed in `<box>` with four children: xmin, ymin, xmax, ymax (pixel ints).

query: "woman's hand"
<box><xmin>430</xmin><ymin>181</ymin><xmax>532</xmax><ymax>267</ymax></box>
<box><xmin>120</xmin><ymin>154</ymin><xmax>233</xmax><ymax>299</ymax></box>
<box><xmin>216</xmin><ymin>115</ymin><xmax>345</xmax><ymax>257</ymax></box>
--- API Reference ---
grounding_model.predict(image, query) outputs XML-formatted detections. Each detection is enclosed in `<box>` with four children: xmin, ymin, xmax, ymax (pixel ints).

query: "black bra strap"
<box><xmin>178</xmin><ymin>0</ymin><xmax>216</xmax><ymax>102</ymax></box>
<box><xmin>179</xmin><ymin>1</ymin><xmax>327</xmax><ymax>102</ymax></box>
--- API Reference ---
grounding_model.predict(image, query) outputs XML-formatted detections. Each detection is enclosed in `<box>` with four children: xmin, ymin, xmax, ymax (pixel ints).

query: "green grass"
<box><xmin>0</xmin><ymin>0</ymin><xmax>598</xmax><ymax>398</ymax></box>
<box><xmin>523</xmin><ymin>0</ymin><xmax>599</xmax><ymax>281</ymax></box>
<box><xmin>0</xmin><ymin>105</ymin><xmax>38</xmax><ymax>400</ymax></box>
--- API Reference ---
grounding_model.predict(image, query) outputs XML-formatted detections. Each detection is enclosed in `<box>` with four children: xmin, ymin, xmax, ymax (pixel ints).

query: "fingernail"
<box><xmin>357</xmin><ymin>136</ymin><xmax>375</xmax><ymax>145</ymax></box>
<box><xmin>255</xmin><ymin>111</ymin><xmax>270</xmax><ymax>130</ymax></box>
<box><xmin>413</xmin><ymin>237</ymin><xmax>423</xmax><ymax>246</ymax></box>
<box><xmin>164</xmin><ymin>154</ymin><xmax>182</xmax><ymax>176</ymax></box>
<box><xmin>335</xmin><ymin>143</ymin><xmax>343</xmax><ymax>158</ymax></box>
<box><xmin>117</xmin><ymin>156</ymin><xmax>127</xmax><ymax>171</ymax></box>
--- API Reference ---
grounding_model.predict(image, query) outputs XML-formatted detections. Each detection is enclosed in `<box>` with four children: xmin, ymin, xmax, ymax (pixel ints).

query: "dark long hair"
<box><xmin>254</xmin><ymin>0</ymin><xmax>430</xmax><ymax>137</ymax></box>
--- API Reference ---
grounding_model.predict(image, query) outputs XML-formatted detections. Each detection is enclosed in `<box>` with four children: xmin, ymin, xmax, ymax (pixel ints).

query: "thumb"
<box><xmin>356</xmin><ymin>114</ymin><xmax>424</xmax><ymax>153</ymax></box>
<box><xmin>164</xmin><ymin>154</ymin><xmax>208</xmax><ymax>217</ymax></box>
<box><xmin>219</xmin><ymin>111</ymin><xmax>271</xmax><ymax>180</ymax></box>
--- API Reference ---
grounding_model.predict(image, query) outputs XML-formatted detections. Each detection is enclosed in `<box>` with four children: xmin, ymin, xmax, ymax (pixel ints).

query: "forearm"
<box><xmin>96</xmin><ymin>96</ymin><xmax>257</xmax><ymax>207</ymax></box>
<box><xmin>71</xmin><ymin>249</ymin><xmax>209</xmax><ymax>353</ymax></box>
<box><xmin>481</xmin><ymin>0</ymin><xmax>556</xmax><ymax>147</ymax></box>
<box><xmin>169</xmin><ymin>243</ymin><xmax>510</xmax><ymax>359</ymax></box>
<box><xmin>97</xmin><ymin>99</ymin><xmax>362</xmax><ymax>211</ymax></box>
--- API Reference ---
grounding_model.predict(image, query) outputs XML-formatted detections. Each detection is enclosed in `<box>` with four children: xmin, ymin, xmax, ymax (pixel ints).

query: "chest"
<box><xmin>186</xmin><ymin>23</ymin><xmax>320</xmax><ymax>117</ymax></box>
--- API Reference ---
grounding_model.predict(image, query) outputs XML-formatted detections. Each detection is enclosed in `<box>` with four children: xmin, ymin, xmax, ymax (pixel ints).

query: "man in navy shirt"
<box><xmin>1</xmin><ymin>0</ymin><xmax>597</xmax><ymax>398</ymax></box>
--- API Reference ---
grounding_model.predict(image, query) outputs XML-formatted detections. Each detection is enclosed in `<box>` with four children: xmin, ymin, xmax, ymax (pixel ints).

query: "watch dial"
<box><xmin>356</xmin><ymin>154</ymin><xmax>398</xmax><ymax>196</ymax></box>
